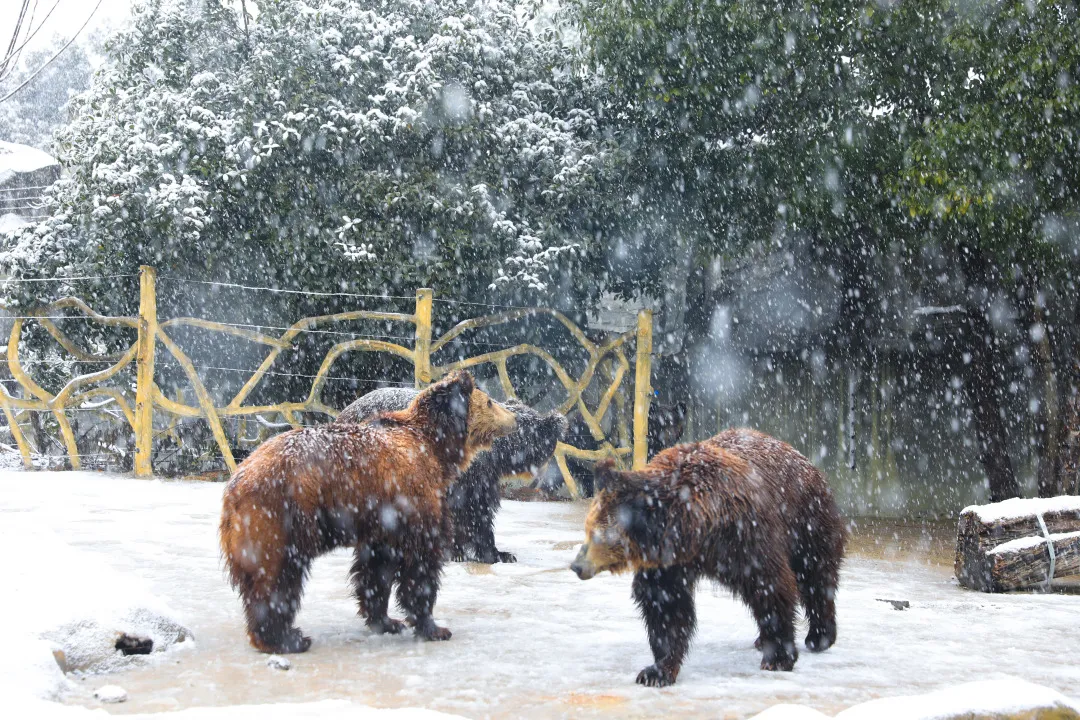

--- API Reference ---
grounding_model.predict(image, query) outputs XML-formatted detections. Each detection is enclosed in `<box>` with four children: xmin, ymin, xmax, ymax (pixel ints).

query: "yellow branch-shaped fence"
<box><xmin>0</xmin><ymin>268</ymin><xmax>652</xmax><ymax>496</ymax></box>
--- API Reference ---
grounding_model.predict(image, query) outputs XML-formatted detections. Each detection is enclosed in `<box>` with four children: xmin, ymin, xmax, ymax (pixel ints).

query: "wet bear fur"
<box><xmin>337</xmin><ymin>388</ymin><xmax>568</xmax><ymax>563</ymax></box>
<box><xmin>219</xmin><ymin>371</ymin><xmax>516</xmax><ymax>653</ymax></box>
<box><xmin>570</xmin><ymin>428</ymin><xmax>846</xmax><ymax>686</ymax></box>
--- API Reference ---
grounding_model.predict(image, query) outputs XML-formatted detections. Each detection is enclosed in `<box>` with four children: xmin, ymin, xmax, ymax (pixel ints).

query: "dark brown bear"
<box><xmin>570</xmin><ymin>428</ymin><xmax>846</xmax><ymax>686</ymax></box>
<box><xmin>220</xmin><ymin>370</ymin><xmax>516</xmax><ymax>653</ymax></box>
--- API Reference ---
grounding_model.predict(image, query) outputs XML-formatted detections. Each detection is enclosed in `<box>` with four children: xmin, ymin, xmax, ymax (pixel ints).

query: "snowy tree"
<box><xmin>0</xmin><ymin>0</ymin><xmax>616</xmax><ymax>316</ymax></box>
<box><xmin>574</xmin><ymin>0</ymin><xmax>886</xmax><ymax>420</ymax></box>
<box><xmin>576</xmin><ymin>0</ymin><xmax>1080</xmax><ymax>500</ymax></box>
<box><xmin>895</xmin><ymin>0</ymin><xmax>1080</xmax><ymax>498</ymax></box>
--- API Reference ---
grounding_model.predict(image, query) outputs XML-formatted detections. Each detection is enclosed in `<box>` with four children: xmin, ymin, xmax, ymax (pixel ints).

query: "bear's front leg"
<box><xmin>351</xmin><ymin>544</ymin><xmax>407</xmax><ymax>635</ymax></box>
<box><xmin>397</xmin><ymin>554</ymin><xmax>451</xmax><ymax>641</ymax></box>
<box><xmin>632</xmin><ymin>566</ymin><xmax>697</xmax><ymax>687</ymax></box>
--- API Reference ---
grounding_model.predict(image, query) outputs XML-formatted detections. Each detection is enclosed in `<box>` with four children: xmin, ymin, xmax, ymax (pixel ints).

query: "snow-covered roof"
<box><xmin>0</xmin><ymin>141</ymin><xmax>58</xmax><ymax>186</ymax></box>
<box><xmin>587</xmin><ymin>292</ymin><xmax>656</xmax><ymax>333</ymax></box>
<box><xmin>0</xmin><ymin>212</ymin><xmax>30</xmax><ymax>234</ymax></box>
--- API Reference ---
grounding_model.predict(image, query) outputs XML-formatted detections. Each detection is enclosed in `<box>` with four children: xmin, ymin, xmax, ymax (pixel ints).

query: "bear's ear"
<box><xmin>440</xmin><ymin>370</ymin><xmax>475</xmax><ymax>406</ymax></box>
<box><xmin>594</xmin><ymin>458</ymin><xmax>626</xmax><ymax>493</ymax></box>
<box><xmin>421</xmin><ymin>370</ymin><xmax>474</xmax><ymax>431</ymax></box>
<box><xmin>548</xmin><ymin>412</ymin><xmax>569</xmax><ymax>441</ymax></box>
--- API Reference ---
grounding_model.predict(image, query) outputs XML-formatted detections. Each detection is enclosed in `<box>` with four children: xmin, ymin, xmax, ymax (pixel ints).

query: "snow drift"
<box><xmin>0</xmin><ymin>513</ymin><xmax>192</xmax><ymax>702</ymax></box>
<box><xmin>752</xmin><ymin>677</ymin><xmax>1080</xmax><ymax>719</ymax></box>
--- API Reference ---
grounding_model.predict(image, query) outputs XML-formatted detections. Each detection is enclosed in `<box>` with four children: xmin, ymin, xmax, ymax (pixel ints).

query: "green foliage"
<box><xmin>898</xmin><ymin>0</ymin><xmax>1080</xmax><ymax>274</ymax></box>
<box><xmin>574</xmin><ymin>0</ymin><xmax>889</xmax><ymax>299</ymax></box>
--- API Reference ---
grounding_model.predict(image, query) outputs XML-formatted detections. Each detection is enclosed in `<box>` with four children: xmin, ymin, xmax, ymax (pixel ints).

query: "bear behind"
<box><xmin>556</xmin><ymin>400</ymin><xmax>687</xmax><ymax>497</ymax></box>
<box><xmin>570</xmin><ymin>429</ymin><xmax>845</xmax><ymax>686</ymax></box>
<box><xmin>709</xmin><ymin>427</ymin><xmax>847</xmax><ymax>652</ymax></box>
<box><xmin>220</xmin><ymin>371</ymin><xmax>515</xmax><ymax>653</ymax></box>
<box><xmin>336</xmin><ymin>387</ymin><xmax>567</xmax><ymax>563</ymax></box>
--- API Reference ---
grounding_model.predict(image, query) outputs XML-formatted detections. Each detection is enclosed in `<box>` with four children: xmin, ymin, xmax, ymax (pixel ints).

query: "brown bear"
<box><xmin>570</xmin><ymin>428</ymin><xmax>846</xmax><ymax>686</ymax></box>
<box><xmin>219</xmin><ymin>370</ymin><xmax>516</xmax><ymax>653</ymax></box>
<box><xmin>335</xmin><ymin>388</ymin><xmax>568</xmax><ymax>564</ymax></box>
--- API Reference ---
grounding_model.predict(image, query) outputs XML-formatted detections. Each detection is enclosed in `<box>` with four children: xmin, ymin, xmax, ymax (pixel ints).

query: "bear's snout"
<box><xmin>570</xmin><ymin>544</ymin><xmax>596</xmax><ymax>580</ymax></box>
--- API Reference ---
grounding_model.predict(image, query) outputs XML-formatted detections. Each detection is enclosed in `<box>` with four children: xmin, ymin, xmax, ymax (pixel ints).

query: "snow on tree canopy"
<box><xmin>0</xmin><ymin>0</ymin><xmax>613</xmax><ymax>308</ymax></box>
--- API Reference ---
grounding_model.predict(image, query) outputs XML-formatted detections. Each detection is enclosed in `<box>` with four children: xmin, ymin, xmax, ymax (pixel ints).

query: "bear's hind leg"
<box><xmin>743</xmin><ymin>569</ymin><xmax>794</xmax><ymax>673</ymax></box>
<box><xmin>734</xmin><ymin>548</ymin><xmax>799</xmax><ymax>671</ymax></box>
<box><xmin>243</xmin><ymin>554</ymin><xmax>312</xmax><ymax>654</ymax></box>
<box><xmin>792</xmin><ymin>523</ymin><xmax>842</xmax><ymax>652</ymax></box>
<box><xmin>351</xmin><ymin>544</ymin><xmax>406</xmax><ymax>635</ymax></box>
<box><xmin>473</xmin><ymin>480</ymin><xmax>514</xmax><ymax>564</ymax></box>
<box><xmin>397</xmin><ymin>553</ymin><xmax>451</xmax><ymax>641</ymax></box>
<box><xmin>632</xmin><ymin>566</ymin><xmax>697</xmax><ymax>687</ymax></box>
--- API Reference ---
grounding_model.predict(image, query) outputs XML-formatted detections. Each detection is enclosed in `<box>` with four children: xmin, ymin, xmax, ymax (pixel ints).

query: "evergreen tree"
<box><xmin>1</xmin><ymin>0</ymin><xmax>616</xmax><ymax>316</ymax></box>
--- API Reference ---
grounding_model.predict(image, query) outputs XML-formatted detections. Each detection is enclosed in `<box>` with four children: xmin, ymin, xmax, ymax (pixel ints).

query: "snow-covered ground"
<box><xmin>1</xmin><ymin>471</ymin><xmax>1078</xmax><ymax>719</ymax></box>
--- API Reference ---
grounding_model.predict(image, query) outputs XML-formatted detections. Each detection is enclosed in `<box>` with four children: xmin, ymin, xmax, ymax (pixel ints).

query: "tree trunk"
<box><xmin>962</xmin><ymin>308</ymin><xmax>1020</xmax><ymax>501</ymax></box>
<box><xmin>1022</xmin><ymin>289</ymin><xmax>1062</xmax><ymax>497</ymax></box>
<box><xmin>1051</xmin><ymin>288</ymin><xmax>1080</xmax><ymax>496</ymax></box>
<box><xmin>1060</xmin><ymin>390</ymin><xmax>1080</xmax><ymax>495</ymax></box>
<box><xmin>956</xmin><ymin>245</ymin><xmax>1020</xmax><ymax>502</ymax></box>
<box><xmin>662</xmin><ymin>245</ymin><xmax>710</xmax><ymax>433</ymax></box>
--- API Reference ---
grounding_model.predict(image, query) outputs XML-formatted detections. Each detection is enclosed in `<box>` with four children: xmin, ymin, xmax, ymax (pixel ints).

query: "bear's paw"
<box><xmin>635</xmin><ymin>664</ymin><xmax>677</xmax><ymax>687</ymax></box>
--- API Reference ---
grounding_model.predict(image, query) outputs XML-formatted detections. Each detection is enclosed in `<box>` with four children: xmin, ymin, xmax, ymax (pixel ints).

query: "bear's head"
<box><xmin>570</xmin><ymin>458</ymin><xmax>662</xmax><ymax>580</ymax></box>
<box><xmin>412</xmin><ymin>370</ymin><xmax>517</xmax><ymax>467</ymax></box>
<box><xmin>647</xmin><ymin>401</ymin><xmax>687</xmax><ymax>458</ymax></box>
<box><xmin>488</xmin><ymin>401</ymin><xmax>569</xmax><ymax>476</ymax></box>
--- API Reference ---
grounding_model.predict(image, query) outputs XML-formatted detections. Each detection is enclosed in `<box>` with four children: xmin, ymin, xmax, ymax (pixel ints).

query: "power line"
<box><xmin>0</xmin><ymin>2</ymin><xmax>63</xmax><ymax>82</ymax></box>
<box><xmin>154</xmin><ymin>357</ymin><xmax>414</xmax><ymax>385</ymax></box>
<box><xmin>0</xmin><ymin>274</ymin><xmax>137</xmax><ymax>283</ymax></box>
<box><xmin>157</xmin><ymin>276</ymin><xmax>414</xmax><ymax>301</ymax></box>
<box><xmin>0</xmin><ymin>0</ymin><xmax>105</xmax><ymax>104</ymax></box>
<box><xmin>433</xmin><ymin>297</ymin><xmax>540</xmax><ymax>311</ymax></box>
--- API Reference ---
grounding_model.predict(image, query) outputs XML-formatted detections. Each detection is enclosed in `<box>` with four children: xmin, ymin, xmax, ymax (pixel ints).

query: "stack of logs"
<box><xmin>955</xmin><ymin>496</ymin><xmax>1080</xmax><ymax>592</ymax></box>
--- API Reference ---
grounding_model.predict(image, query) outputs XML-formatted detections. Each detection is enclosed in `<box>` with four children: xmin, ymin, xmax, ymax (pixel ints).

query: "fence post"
<box><xmin>414</xmin><ymin>288</ymin><xmax>434</xmax><ymax>388</ymax></box>
<box><xmin>134</xmin><ymin>265</ymin><xmax>157</xmax><ymax>477</ymax></box>
<box><xmin>633</xmin><ymin>308</ymin><xmax>653</xmax><ymax>469</ymax></box>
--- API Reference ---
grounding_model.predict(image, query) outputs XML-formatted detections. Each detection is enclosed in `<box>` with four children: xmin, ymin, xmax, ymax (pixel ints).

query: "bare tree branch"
<box><xmin>0</xmin><ymin>0</ymin><xmax>103</xmax><ymax>104</ymax></box>
<box><xmin>1</xmin><ymin>1</ymin><xmax>65</xmax><ymax>83</ymax></box>
<box><xmin>1</xmin><ymin>1</ymin><xmax>34</xmax><ymax>82</ymax></box>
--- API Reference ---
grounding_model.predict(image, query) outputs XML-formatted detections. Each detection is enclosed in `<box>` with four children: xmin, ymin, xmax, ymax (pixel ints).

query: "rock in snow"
<box><xmin>92</xmin><ymin>685</ymin><xmax>128</xmax><ymax>704</ymax></box>
<box><xmin>266</xmin><ymin>655</ymin><xmax>292</xmax><ymax>671</ymax></box>
<box><xmin>0</xmin><ymin>512</ymin><xmax>192</xmax><ymax>701</ymax></box>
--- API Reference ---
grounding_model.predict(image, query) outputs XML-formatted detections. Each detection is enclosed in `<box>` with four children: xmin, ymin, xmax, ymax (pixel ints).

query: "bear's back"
<box><xmin>336</xmin><ymin>387</ymin><xmax>419</xmax><ymax>425</ymax></box>
<box><xmin>232</xmin><ymin>423</ymin><xmax>447</xmax><ymax>509</ymax></box>
<box><xmin>707</xmin><ymin>428</ymin><xmax>831</xmax><ymax>521</ymax></box>
<box><xmin>644</xmin><ymin>442</ymin><xmax>768</xmax><ymax>508</ymax></box>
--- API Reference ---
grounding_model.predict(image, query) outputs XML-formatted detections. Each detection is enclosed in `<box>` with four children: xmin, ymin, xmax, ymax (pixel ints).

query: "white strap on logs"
<box><xmin>1034</xmin><ymin>512</ymin><xmax>1057</xmax><ymax>592</ymax></box>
